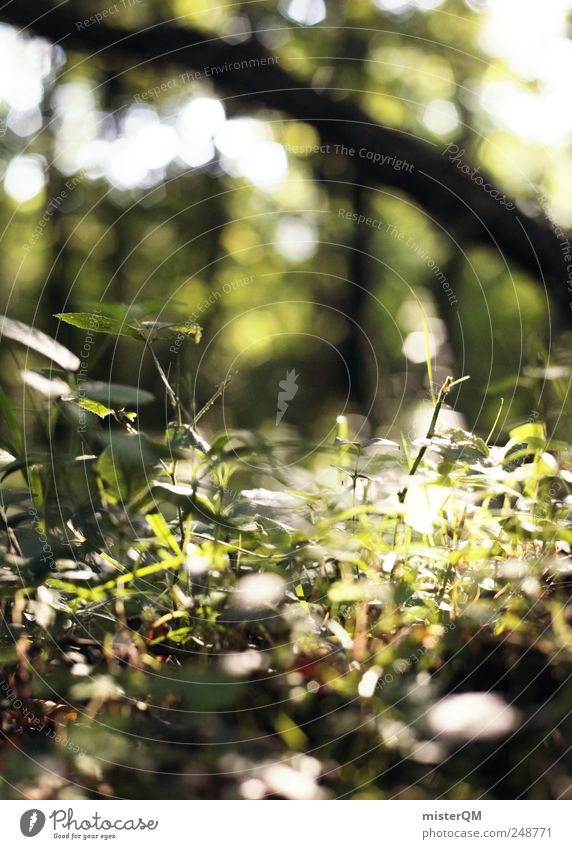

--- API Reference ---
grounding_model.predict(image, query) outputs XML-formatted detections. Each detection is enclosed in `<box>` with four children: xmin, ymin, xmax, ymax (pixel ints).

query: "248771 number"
<box><xmin>506</xmin><ymin>828</ymin><xmax>552</xmax><ymax>838</ymax></box>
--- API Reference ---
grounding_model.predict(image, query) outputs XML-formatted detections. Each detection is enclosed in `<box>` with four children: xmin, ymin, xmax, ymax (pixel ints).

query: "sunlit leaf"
<box><xmin>1</xmin><ymin>315</ymin><xmax>80</xmax><ymax>371</ymax></box>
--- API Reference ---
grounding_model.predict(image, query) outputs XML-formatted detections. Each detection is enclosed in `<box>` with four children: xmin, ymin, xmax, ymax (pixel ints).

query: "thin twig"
<box><xmin>398</xmin><ymin>375</ymin><xmax>469</xmax><ymax>503</ymax></box>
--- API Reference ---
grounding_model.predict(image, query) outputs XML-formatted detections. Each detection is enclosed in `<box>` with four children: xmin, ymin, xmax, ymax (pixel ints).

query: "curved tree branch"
<box><xmin>5</xmin><ymin>0</ymin><xmax>571</xmax><ymax>320</ymax></box>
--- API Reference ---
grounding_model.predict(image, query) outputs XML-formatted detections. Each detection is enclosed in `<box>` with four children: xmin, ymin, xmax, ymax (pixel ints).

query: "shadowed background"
<box><xmin>1</xmin><ymin>0</ymin><xmax>571</xmax><ymax>446</ymax></box>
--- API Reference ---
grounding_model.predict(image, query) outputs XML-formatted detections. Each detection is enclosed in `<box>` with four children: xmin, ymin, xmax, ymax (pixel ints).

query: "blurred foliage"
<box><xmin>0</xmin><ymin>0</ymin><xmax>571</xmax><ymax>444</ymax></box>
<box><xmin>1</xmin><ymin>0</ymin><xmax>572</xmax><ymax>800</ymax></box>
<box><xmin>0</xmin><ymin>317</ymin><xmax>571</xmax><ymax>799</ymax></box>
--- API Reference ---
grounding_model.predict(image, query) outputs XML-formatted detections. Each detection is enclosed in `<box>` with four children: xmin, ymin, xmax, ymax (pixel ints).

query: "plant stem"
<box><xmin>398</xmin><ymin>375</ymin><xmax>457</xmax><ymax>504</ymax></box>
<box><xmin>142</xmin><ymin>331</ymin><xmax>191</xmax><ymax>422</ymax></box>
<box><xmin>190</xmin><ymin>373</ymin><xmax>234</xmax><ymax>428</ymax></box>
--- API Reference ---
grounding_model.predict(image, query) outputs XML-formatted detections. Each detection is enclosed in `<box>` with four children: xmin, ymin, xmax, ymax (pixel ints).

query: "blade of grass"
<box><xmin>486</xmin><ymin>396</ymin><xmax>504</xmax><ymax>445</ymax></box>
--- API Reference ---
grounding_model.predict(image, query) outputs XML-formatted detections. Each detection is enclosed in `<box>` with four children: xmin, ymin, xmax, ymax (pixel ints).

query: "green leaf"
<box><xmin>21</xmin><ymin>369</ymin><xmax>71</xmax><ymax>398</ymax></box>
<box><xmin>55</xmin><ymin>312</ymin><xmax>143</xmax><ymax>340</ymax></box>
<box><xmin>151</xmin><ymin>482</ymin><xmax>233</xmax><ymax>528</ymax></box>
<box><xmin>0</xmin><ymin>315</ymin><xmax>80</xmax><ymax>371</ymax></box>
<box><xmin>137</xmin><ymin>320</ymin><xmax>202</xmax><ymax>342</ymax></box>
<box><xmin>508</xmin><ymin>422</ymin><xmax>547</xmax><ymax>448</ymax></box>
<box><xmin>77</xmin><ymin>381</ymin><xmax>155</xmax><ymax>409</ymax></box>
<box><xmin>274</xmin><ymin>713</ymin><xmax>308</xmax><ymax>750</ymax></box>
<box><xmin>56</xmin><ymin>313</ymin><xmax>202</xmax><ymax>344</ymax></box>
<box><xmin>75</xmin><ymin>397</ymin><xmax>113</xmax><ymax>419</ymax></box>
<box><xmin>1</xmin><ymin>451</ymin><xmax>60</xmax><ymax>479</ymax></box>
<box><xmin>146</xmin><ymin>511</ymin><xmax>181</xmax><ymax>554</ymax></box>
<box><xmin>504</xmin><ymin>422</ymin><xmax>547</xmax><ymax>467</ymax></box>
